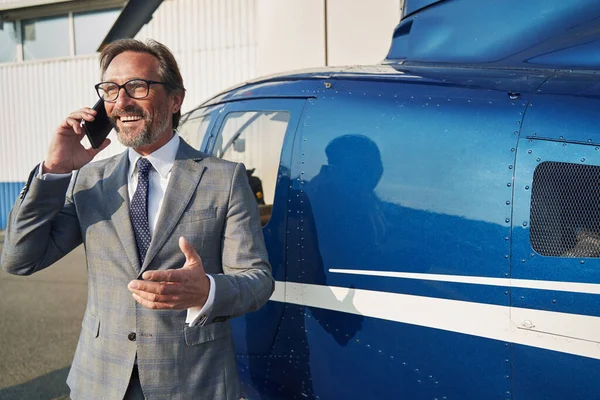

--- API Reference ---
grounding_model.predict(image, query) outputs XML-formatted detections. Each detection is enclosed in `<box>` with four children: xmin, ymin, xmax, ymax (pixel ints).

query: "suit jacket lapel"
<box><xmin>105</xmin><ymin>151</ymin><xmax>142</xmax><ymax>273</ymax></box>
<box><xmin>141</xmin><ymin>140</ymin><xmax>206</xmax><ymax>273</ymax></box>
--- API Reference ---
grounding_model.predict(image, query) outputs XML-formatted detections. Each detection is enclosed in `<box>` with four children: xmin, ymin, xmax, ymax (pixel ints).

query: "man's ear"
<box><xmin>171</xmin><ymin>90</ymin><xmax>185</xmax><ymax>113</ymax></box>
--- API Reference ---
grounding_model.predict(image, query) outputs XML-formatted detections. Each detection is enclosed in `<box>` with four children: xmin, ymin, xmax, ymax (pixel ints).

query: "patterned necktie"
<box><xmin>130</xmin><ymin>158</ymin><xmax>153</xmax><ymax>267</ymax></box>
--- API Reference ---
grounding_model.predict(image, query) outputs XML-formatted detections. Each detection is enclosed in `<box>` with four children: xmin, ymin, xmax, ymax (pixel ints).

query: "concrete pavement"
<box><xmin>0</xmin><ymin>231</ymin><xmax>87</xmax><ymax>400</ymax></box>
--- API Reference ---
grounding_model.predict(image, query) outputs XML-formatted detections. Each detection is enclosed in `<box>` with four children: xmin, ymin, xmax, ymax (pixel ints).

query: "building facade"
<box><xmin>0</xmin><ymin>0</ymin><xmax>403</xmax><ymax>228</ymax></box>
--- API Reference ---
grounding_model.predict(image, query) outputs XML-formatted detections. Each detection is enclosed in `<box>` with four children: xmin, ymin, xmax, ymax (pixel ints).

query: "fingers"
<box><xmin>138</xmin><ymin>237</ymin><xmax>203</xmax><ymax>282</ymax></box>
<box><xmin>130</xmin><ymin>287</ymin><xmax>181</xmax><ymax>303</ymax></box>
<box><xmin>61</xmin><ymin>117</ymin><xmax>83</xmax><ymax>135</ymax></box>
<box><xmin>131</xmin><ymin>293</ymin><xmax>179</xmax><ymax>310</ymax></box>
<box><xmin>128</xmin><ymin>279</ymin><xmax>188</xmax><ymax>310</ymax></box>
<box><xmin>142</xmin><ymin>268</ymin><xmax>183</xmax><ymax>282</ymax></box>
<box><xmin>130</xmin><ymin>238</ymin><xmax>208</xmax><ymax>311</ymax></box>
<box><xmin>128</xmin><ymin>278</ymin><xmax>181</xmax><ymax>293</ymax></box>
<box><xmin>88</xmin><ymin>138</ymin><xmax>112</xmax><ymax>156</ymax></box>
<box><xmin>58</xmin><ymin>108</ymin><xmax>97</xmax><ymax>135</ymax></box>
<box><xmin>97</xmin><ymin>138</ymin><xmax>112</xmax><ymax>151</ymax></box>
<box><xmin>179</xmin><ymin>236</ymin><xmax>201</xmax><ymax>265</ymax></box>
<box><xmin>72</xmin><ymin>107</ymin><xmax>97</xmax><ymax>121</ymax></box>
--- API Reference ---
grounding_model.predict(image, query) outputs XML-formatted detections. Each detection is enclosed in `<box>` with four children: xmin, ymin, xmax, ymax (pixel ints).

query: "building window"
<box><xmin>0</xmin><ymin>21</ymin><xmax>18</xmax><ymax>63</ymax></box>
<box><xmin>530</xmin><ymin>161</ymin><xmax>600</xmax><ymax>257</ymax></box>
<box><xmin>213</xmin><ymin>111</ymin><xmax>290</xmax><ymax>226</ymax></box>
<box><xmin>74</xmin><ymin>8</ymin><xmax>120</xmax><ymax>55</ymax></box>
<box><xmin>22</xmin><ymin>15</ymin><xmax>70</xmax><ymax>60</ymax></box>
<box><xmin>1</xmin><ymin>7</ymin><xmax>120</xmax><ymax>63</ymax></box>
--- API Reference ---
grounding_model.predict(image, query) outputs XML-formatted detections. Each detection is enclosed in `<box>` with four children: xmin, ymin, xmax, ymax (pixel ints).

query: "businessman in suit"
<box><xmin>1</xmin><ymin>39</ymin><xmax>273</xmax><ymax>399</ymax></box>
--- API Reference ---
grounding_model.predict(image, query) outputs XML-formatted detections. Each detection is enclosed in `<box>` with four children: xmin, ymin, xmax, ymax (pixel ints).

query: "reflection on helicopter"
<box><xmin>246</xmin><ymin>168</ymin><xmax>265</xmax><ymax>205</ymax></box>
<box><xmin>307</xmin><ymin>134</ymin><xmax>388</xmax><ymax>268</ymax></box>
<box><xmin>245</xmin><ymin>168</ymin><xmax>273</xmax><ymax>226</ymax></box>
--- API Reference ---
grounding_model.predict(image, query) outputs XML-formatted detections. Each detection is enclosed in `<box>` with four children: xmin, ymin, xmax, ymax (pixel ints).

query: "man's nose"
<box><xmin>114</xmin><ymin>87</ymin><xmax>134</xmax><ymax>109</ymax></box>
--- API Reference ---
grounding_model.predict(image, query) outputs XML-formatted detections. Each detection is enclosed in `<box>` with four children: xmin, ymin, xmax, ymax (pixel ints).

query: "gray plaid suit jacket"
<box><xmin>1</xmin><ymin>139</ymin><xmax>274</xmax><ymax>399</ymax></box>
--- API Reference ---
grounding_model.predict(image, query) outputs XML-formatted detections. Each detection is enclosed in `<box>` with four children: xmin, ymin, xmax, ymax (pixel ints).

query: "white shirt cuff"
<box><xmin>186</xmin><ymin>274</ymin><xmax>216</xmax><ymax>327</ymax></box>
<box><xmin>38</xmin><ymin>161</ymin><xmax>72</xmax><ymax>180</ymax></box>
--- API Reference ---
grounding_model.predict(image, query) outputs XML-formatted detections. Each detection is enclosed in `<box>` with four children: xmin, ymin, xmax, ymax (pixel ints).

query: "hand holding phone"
<box><xmin>43</xmin><ymin>104</ymin><xmax>111</xmax><ymax>174</ymax></box>
<box><xmin>81</xmin><ymin>99</ymin><xmax>113</xmax><ymax>149</ymax></box>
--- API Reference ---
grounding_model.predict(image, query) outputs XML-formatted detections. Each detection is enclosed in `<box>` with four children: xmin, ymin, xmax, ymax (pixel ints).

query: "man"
<box><xmin>1</xmin><ymin>39</ymin><xmax>274</xmax><ymax>399</ymax></box>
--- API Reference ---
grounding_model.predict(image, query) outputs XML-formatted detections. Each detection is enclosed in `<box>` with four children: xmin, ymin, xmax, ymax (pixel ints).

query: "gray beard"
<box><xmin>114</xmin><ymin>114</ymin><xmax>170</xmax><ymax>149</ymax></box>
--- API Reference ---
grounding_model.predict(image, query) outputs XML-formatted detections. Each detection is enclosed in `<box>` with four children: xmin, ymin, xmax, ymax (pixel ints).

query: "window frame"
<box><xmin>21</xmin><ymin>13</ymin><xmax>71</xmax><ymax>61</ymax></box>
<box><xmin>206</xmin><ymin>98</ymin><xmax>307</xmax><ymax>228</ymax></box>
<box><xmin>0</xmin><ymin>5</ymin><xmax>122</xmax><ymax>63</ymax></box>
<box><xmin>529</xmin><ymin>160</ymin><xmax>600</xmax><ymax>258</ymax></box>
<box><xmin>214</xmin><ymin>98</ymin><xmax>308</xmax><ymax>358</ymax></box>
<box><xmin>178</xmin><ymin>103</ymin><xmax>226</xmax><ymax>153</ymax></box>
<box><xmin>510</xmin><ymin>137</ymin><xmax>600</xmax><ymax>344</ymax></box>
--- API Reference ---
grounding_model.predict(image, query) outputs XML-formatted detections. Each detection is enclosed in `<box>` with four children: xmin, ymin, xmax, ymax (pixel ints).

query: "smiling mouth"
<box><xmin>120</xmin><ymin>115</ymin><xmax>143</xmax><ymax>122</ymax></box>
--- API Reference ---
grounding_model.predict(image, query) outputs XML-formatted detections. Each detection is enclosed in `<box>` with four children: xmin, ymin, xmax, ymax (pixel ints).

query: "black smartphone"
<box><xmin>81</xmin><ymin>99</ymin><xmax>112</xmax><ymax>149</ymax></box>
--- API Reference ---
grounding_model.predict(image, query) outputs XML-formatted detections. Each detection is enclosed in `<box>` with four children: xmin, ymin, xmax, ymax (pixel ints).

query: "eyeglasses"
<box><xmin>95</xmin><ymin>78</ymin><xmax>168</xmax><ymax>102</ymax></box>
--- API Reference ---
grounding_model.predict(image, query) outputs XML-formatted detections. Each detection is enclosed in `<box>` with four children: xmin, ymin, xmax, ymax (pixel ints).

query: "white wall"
<box><xmin>326</xmin><ymin>0</ymin><xmax>402</xmax><ymax>66</ymax></box>
<box><xmin>136</xmin><ymin>0</ymin><xmax>260</xmax><ymax>114</ymax></box>
<box><xmin>0</xmin><ymin>0</ymin><xmax>29</xmax><ymax>6</ymax></box>
<box><xmin>0</xmin><ymin>55</ymin><xmax>101</xmax><ymax>181</ymax></box>
<box><xmin>256</xmin><ymin>0</ymin><xmax>325</xmax><ymax>76</ymax></box>
<box><xmin>256</xmin><ymin>0</ymin><xmax>402</xmax><ymax>74</ymax></box>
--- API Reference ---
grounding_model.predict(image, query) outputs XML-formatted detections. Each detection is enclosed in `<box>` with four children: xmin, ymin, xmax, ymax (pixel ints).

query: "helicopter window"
<box><xmin>530</xmin><ymin>161</ymin><xmax>600</xmax><ymax>257</ymax></box>
<box><xmin>178</xmin><ymin>115</ymin><xmax>211</xmax><ymax>150</ymax></box>
<box><xmin>213</xmin><ymin>110</ymin><xmax>290</xmax><ymax>226</ymax></box>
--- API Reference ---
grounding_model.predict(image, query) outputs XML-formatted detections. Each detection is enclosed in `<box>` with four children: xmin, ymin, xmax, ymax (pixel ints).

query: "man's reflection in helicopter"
<box><xmin>246</xmin><ymin>168</ymin><xmax>265</xmax><ymax>205</ymax></box>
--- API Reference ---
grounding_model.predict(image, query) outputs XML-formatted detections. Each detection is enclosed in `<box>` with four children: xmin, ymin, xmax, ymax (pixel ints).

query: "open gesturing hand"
<box><xmin>128</xmin><ymin>237</ymin><xmax>210</xmax><ymax>310</ymax></box>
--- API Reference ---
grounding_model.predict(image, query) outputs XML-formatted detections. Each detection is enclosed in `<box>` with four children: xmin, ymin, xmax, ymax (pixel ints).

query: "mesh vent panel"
<box><xmin>530</xmin><ymin>161</ymin><xmax>600</xmax><ymax>257</ymax></box>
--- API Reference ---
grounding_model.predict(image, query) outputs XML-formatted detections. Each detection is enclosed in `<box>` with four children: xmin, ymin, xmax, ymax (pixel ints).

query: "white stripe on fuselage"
<box><xmin>330</xmin><ymin>269</ymin><xmax>600</xmax><ymax>294</ymax></box>
<box><xmin>268</xmin><ymin>280</ymin><xmax>600</xmax><ymax>360</ymax></box>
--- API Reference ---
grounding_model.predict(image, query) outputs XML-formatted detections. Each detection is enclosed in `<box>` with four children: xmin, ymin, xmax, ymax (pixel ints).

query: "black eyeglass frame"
<box><xmin>94</xmin><ymin>78</ymin><xmax>168</xmax><ymax>102</ymax></box>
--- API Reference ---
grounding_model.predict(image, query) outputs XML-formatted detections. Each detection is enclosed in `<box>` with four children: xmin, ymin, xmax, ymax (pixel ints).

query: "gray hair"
<box><xmin>99</xmin><ymin>39</ymin><xmax>185</xmax><ymax>127</ymax></box>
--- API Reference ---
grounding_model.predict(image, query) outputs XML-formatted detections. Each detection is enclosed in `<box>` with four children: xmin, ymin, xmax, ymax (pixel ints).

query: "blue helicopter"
<box><xmin>178</xmin><ymin>0</ymin><xmax>600</xmax><ymax>398</ymax></box>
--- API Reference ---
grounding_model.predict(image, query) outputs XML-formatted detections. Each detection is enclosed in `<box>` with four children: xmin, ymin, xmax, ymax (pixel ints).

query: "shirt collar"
<box><xmin>128</xmin><ymin>131</ymin><xmax>180</xmax><ymax>180</ymax></box>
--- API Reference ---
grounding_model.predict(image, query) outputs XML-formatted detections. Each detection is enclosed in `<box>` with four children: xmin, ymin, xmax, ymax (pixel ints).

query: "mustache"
<box><xmin>111</xmin><ymin>106</ymin><xmax>146</xmax><ymax>119</ymax></box>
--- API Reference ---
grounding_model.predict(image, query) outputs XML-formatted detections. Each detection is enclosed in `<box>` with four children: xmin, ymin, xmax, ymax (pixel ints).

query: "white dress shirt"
<box><xmin>40</xmin><ymin>132</ymin><xmax>214</xmax><ymax>326</ymax></box>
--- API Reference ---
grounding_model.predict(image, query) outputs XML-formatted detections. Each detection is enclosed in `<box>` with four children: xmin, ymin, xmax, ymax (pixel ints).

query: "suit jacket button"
<box><xmin>128</xmin><ymin>332</ymin><xmax>136</xmax><ymax>341</ymax></box>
